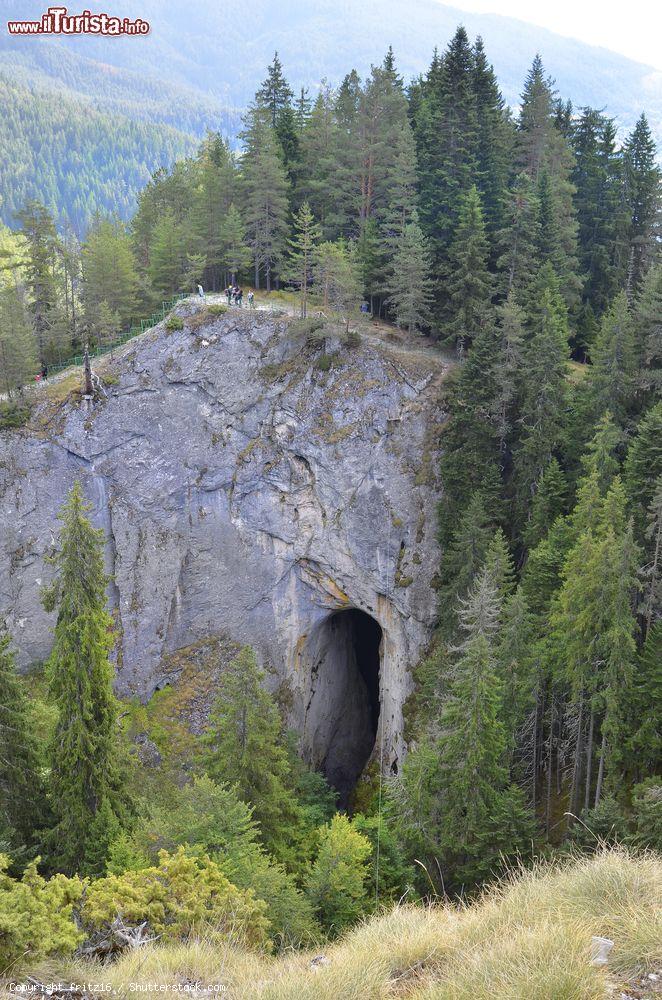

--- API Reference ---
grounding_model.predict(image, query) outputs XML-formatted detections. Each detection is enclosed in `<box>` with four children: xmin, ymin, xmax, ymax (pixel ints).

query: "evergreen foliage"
<box><xmin>41</xmin><ymin>482</ymin><xmax>132</xmax><ymax>875</ymax></box>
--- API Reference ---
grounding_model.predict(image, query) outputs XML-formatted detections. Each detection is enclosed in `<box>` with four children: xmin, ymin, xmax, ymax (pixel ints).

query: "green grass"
<box><xmin>36</xmin><ymin>848</ymin><xmax>661</xmax><ymax>1000</ymax></box>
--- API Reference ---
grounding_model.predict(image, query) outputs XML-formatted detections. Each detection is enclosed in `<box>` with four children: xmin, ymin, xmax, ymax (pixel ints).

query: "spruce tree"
<box><xmin>590</xmin><ymin>291</ymin><xmax>636</xmax><ymax>425</ymax></box>
<box><xmin>572</xmin><ymin>109</ymin><xmax>627</xmax><ymax>322</ymax></box>
<box><xmin>219</xmin><ymin>203</ymin><xmax>251</xmax><ymax>285</ymax></box>
<box><xmin>202</xmin><ymin>646</ymin><xmax>301</xmax><ymax>861</ymax></box>
<box><xmin>623</xmin><ymin>114</ymin><xmax>660</xmax><ymax>297</ymax></box>
<box><xmin>0</xmin><ymin>281</ymin><xmax>38</xmax><ymax>395</ymax></box>
<box><xmin>191</xmin><ymin>134</ymin><xmax>237</xmax><ymax>290</ymax></box>
<box><xmin>0</xmin><ymin>626</ymin><xmax>45</xmax><ymax>849</ymax></box>
<box><xmin>523</xmin><ymin>458</ymin><xmax>567</xmax><ymax>551</ymax></box>
<box><xmin>472</xmin><ymin>37</ymin><xmax>513</xmax><ymax>245</ymax></box>
<box><xmin>397</xmin><ymin>565</ymin><xmax>533</xmax><ymax>890</ymax></box>
<box><xmin>41</xmin><ymin>482</ymin><xmax>131</xmax><ymax>875</ymax></box>
<box><xmin>412</xmin><ymin>27</ymin><xmax>478</xmax><ymax>311</ymax></box>
<box><xmin>517</xmin><ymin>57</ymin><xmax>580</xmax><ymax>309</ymax></box>
<box><xmin>444</xmin><ymin>185</ymin><xmax>493</xmax><ymax>350</ymax></box>
<box><xmin>148</xmin><ymin>210</ymin><xmax>187</xmax><ymax>296</ymax></box>
<box><xmin>550</xmin><ymin>479</ymin><xmax>640</xmax><ymax>807</ymax></box>
<box><xmin>640</xmin><ymin>476</ymin><xmax>662</xmax><ymax>640</ymax></box>
<box><xmin>16</xmin><ymin>200</ymin><xmax>59</xmax><ymax>363</ymax></box>
<box><xmin>385</xmin><ymin>210</ymin><xmax>433</xmax><ymax>333</ymax></box>
<box><xmin>257</xmin><ymin>52</ymin><xmax>295</xmax><ymax>128</ymax></box>
<box><xmin>624</xmin><ymin>402</ymin><xmax>662</xmax><ymax>538</ymax></box>
<box><xmin>81</xmin><ymin>217</ymin><xmax>138</xmax><ymax>333</ymax></box>
<box><xmin>240</xmin><ymin>106</ymin><xmax>290</xmax><ymax>291</ymax></box>
<box><xmin>497</xmin><ymin>172</ymin><xmax>541</xmax><ymax>297</ymax></box>
<box><xmin>298</xmin><ymin>86</ymin><xmax>341</xmax><ymax>237</ymax></box>
<box><xmin>514</xmin><ymin>265</ymin><xmax>569</xmax><ymax>531</ymax></box>
<box><xmin>632</xmin><ymin>262</ymin><xmax>662</xmax><ymax>404</ymax></box>
<box><xmin>438</xmin><ymin>493</ymin><xmax>497</xmax><ymax>639</ymax></box>
<box><xmin>286</xmin><ymin>201</ymin><xmax>321</xmax><ymax>317</ymax></box>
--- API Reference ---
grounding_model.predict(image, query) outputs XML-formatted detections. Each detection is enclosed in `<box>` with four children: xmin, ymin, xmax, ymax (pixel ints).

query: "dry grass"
<box><xmin>24</xmin><ymin>848</ymin><xmax>659</xmax><ymax>1000</ymax></box>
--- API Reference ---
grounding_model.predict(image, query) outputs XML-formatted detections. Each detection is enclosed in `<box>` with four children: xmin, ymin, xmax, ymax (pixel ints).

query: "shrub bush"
<box><xmin>343</xmin><ymin>328</ymin><xmax>361</xmax><ymax>348</ymax></box>
<box><xmin>0</xmin><ymin>854</ymin><xmax>84</xmax><ymax>969</ymax></box>
<box><xmin>288</xmin><ymin>315</ymin><xmax>326</xmax><ymax>345</ymax></box>
<box><xmin>315</xmin><ymin>353</ymin><xmax>333</xmax><ymax>372</ymax></box>
<box><xmin>165</xmin><ymin>315</ymin><xmax>184</xmax><ymax>332</ymax></box>
<box><xmin>81</xmin><ymin>847</ymin><xmax>271</xmax><ymax>950</ymax></box>
<box><xmin>0</xmin><ymin>401</ymin><xmax>32</xmax><ymax>430</ymax></box>
<box><xmin>206</xmin><ymin>304</ymin><xmax>228</xmax><ymax>317</ymax></box>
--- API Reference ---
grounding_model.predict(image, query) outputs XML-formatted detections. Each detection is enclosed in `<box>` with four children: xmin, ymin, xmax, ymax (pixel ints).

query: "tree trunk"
<box><xmin>569</xmin><ymin>696</ymin><xmax>584</xmax><ymax>821</ymax></box>
<box><xmin>545</xmin><ymin>697</ymin><xmax>554</xmax><ymax>837</ymax></box>
<box><xmin>594</xmin><ymin>729</ymin><xmax>606</xmax><ymax>808</ymax></box>
<box><xmin>584</xmin><ymin>707</ymin><xmax>595</xmax><ymax>813</ymax></box>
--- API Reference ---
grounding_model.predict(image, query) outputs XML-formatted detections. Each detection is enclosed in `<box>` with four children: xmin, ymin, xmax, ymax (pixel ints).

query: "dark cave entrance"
<box><xmin>303</xmin><ymin>608</ymin><xmax>382</xmax><ymax>806</ymax></box>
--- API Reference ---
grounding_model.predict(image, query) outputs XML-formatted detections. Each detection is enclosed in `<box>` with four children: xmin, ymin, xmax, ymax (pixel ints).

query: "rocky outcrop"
<box><xmin>0</xmin><ymin>303</ymin><xmax>447</xmax><ymax>787</ymax></box>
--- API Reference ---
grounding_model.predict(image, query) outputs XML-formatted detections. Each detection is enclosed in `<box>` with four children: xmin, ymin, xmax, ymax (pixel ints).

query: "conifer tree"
<box><xmin>298</xmin><ymin>86</ymin><xmax>341</xmax><ymax>236</ymax></box>
<box><xmin>624</xmin><ymin>402</ymin><xmax>662</xmax><ymax>537</ymax></box>
<box><xmin>413</xmin><ymin>26</ymin><xmax>478</xmax><ymax>292</ymax></box>
<box><xmin>632</xmin><ymin>262</ymin><xmax>662</xmax><ymax>403</ymax></box>
<box><xmin>148</xmin><ymin>210</ymin><xmax>187</xmax><ymax>296</ymax></box>
<box><xmin>286</xmin><ymin>201</ymin><xmax>321</xmax><ymax>317</ymax></box>
<box><xmin>305</xmin><ymin>814</ymin><xmax>371</xmax><ymax>934</ymax></box>
<box><xmin>640</xmin><ymin>476</ymin><xmax>662</xmax><ymax>640</ymax></box>
<box><xmin>517</xmin><ymin>57</ymin><xmax>580</xmax><ymax>308</ymax></box>
<box><xmin>385</xmin><ymin>210</ymin><xmax>433</xmax><ymax>333</ymax></box>
<box><xmin>81</xmin><ymin>217</ymin><xmax>138</xmax><ymax>332</ymax></box>
<box><xmin>202</xmin><ymin>646</ymin><xmax>301</xmax><ymax>861</ymax></box>
<box><xmin>497</xmin><ymin>172</ymin><xmax>541</xmax><ymax>297</ymax></box>
<box><xmin>514</xmin><ymin>265</ymin><xmax>569</xmax><ymax>529</ymax></box>
<box><xmin>257</xmin><ymin>52</ymin><xmax>295</xmax><ymax>128</ymax></box>
<box><xmin>438</xmin><ymin>493</ymin><xmax>497</xmax><ymax>638</ymax></box>
<box><xmin>41</xmin><ymin>482</ymin><xmax>131</xmax><ymax>875</ymax></box>
<box><xmin>492</xmin><ymin>294</ymin><xmax>526</xmax><ymax>457</ymax></box>
<box><xmin>623</xmin><ymin>114</ymin><xmax>660</xmax><ymax>297</ymax></box>
<box><xmin>0</xmin><ymin>626</ymin><xmax>45</xmax><ymax>849</ymax></box>
<box><xmin>314</xmin><ymin>240</ymin><xmax>362</xmax><ymax>332</ymax></box>
<box><xmin>16</xmin><ymin>200</ymin><xmax>59</xmax><ymax>363</ymax></box>
<box><xmin>396</xmin><ymin>565</ymin><xmax>533</xmax><ymax>890</ymax></box>
<box><xmin>191</xmin><ymin>134</ymin><xmax>237</xmax><ymax>290</ymax></box>
<box><xmin>241</xmin><ymin>107</ymin><xmax>290</xmax><ymax>290</ymax></box>
<box><xmin>627</xmin><ymin>623</ymin><xmax>662</xmax><ymax>779</ymax></box>
<box><xmin>523</xmin><ymin>458</ymin><xmax>567</xmax><ymax>551</ymax></box>
<box><xmin>550</xmin><ymin>479</ymin><xmax>640</xmax><ymax>808</ymax></box>
<box><xmin>590</xmin><ymin>291</ymin><xmax>636</xmax><ymax>424</ymax></box>
<box><xmin>444</xmin><ymin>185</ymin><xmax>493</xmax><ymax>350</ymax></box>
<box><xmin>219</xmin><ymin>203</ymin><xmax>251</xmax><ymax>285</ymax></box>
<box><xmin>0</xmin><ymin>280</ymin><xmax>38</xmax><ymax>395</ymax></box>
<box><xmin>572</xmin><ymin>110</ymin><xmax>627</xmax><ymax>323</ymax></box>
<box><xmin>472</xmin><ymin>37</ymin><xmax>513</xmax><ymax>244</ymax></box>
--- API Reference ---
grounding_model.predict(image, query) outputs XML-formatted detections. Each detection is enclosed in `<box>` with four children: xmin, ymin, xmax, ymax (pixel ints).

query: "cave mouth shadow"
<box><xmin>304</xmin><ymin>608</ymin><xmax>382</xmax><ymax>807</ymax></box>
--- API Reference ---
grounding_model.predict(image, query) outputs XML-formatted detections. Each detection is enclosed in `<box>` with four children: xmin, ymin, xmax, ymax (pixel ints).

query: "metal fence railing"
<box><xmin>45</xmin><ymin>294</ymin><xmax>190</xmax><ymax>379</ymax></box>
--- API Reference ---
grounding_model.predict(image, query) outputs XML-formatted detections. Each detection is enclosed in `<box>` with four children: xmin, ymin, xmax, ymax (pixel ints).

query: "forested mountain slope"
<box><xmin>2</xmin><ymin>0</ymin><xmax>660</xmax><ymax>140</ymax></box>
<box><xmin>0</xmin><ymin>74</ymin><xmax>196</xmax><ymax>230</ymax></box>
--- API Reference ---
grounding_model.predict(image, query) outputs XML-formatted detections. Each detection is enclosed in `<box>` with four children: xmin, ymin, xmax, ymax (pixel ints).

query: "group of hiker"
<box><xmin>224</xmin><ymin>284</ymin><xmax>255</xmax><ymax>308</ymax></box>
<box><xmin>196</xmin><ymin>283</ymin><xmax>255</xmax><ymax>309</ymax></box>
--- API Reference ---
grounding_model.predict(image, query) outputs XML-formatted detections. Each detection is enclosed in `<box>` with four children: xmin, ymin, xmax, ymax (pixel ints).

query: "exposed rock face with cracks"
<box><xmin>0</xmin><ymin>303</ymin><xmax>447</xmax><ymax>789</ymax></box>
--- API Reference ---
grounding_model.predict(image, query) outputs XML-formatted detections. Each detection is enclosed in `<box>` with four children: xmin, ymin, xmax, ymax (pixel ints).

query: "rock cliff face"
<box><xmin>0</xmin><ymin>303</ymin><xmax>447</xmax><ymax>791</ymax></box>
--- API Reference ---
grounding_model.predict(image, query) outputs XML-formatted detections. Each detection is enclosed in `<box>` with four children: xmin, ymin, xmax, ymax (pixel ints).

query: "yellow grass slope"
<box><xmin>78</xmin><ymin>848</ymin><xmax>661</xmax><ymax>1000</ymax></box>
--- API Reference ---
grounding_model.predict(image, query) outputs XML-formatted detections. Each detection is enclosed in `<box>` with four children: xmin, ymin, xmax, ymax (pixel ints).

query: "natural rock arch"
<box><xmin>300</xmin><ymin>608</ymin><xmax>383</xmax><ymax>803</ymax></box>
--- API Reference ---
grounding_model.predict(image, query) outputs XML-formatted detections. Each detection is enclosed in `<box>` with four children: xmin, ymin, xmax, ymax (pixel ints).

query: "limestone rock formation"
<box><xmin>0</xmin><ymin>304</ymin><xmax>447</xmax><ymax>789</ymax></box>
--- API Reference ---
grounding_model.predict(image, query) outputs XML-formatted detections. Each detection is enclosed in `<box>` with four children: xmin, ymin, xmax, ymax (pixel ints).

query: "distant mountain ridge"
<box><xmin>2</xmin><ymin>0</ymin><xmax>660</xmax><ymax>140</ymax></box>
<box><xmin>0</xmin><ymin>0</ymin><xmax>659</xmax><ymax>231</ymax></box>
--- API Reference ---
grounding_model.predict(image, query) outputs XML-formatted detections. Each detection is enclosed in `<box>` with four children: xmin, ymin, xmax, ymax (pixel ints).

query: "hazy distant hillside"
<box><xmin>2</xmin><ymin>0</ymin><xmax>661</xmax><ymax>141</ymax></box>
<box><xmin>0</xmin><ymin>74</ymin><xmax>196</xmax><ymax>231</ymax></box>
